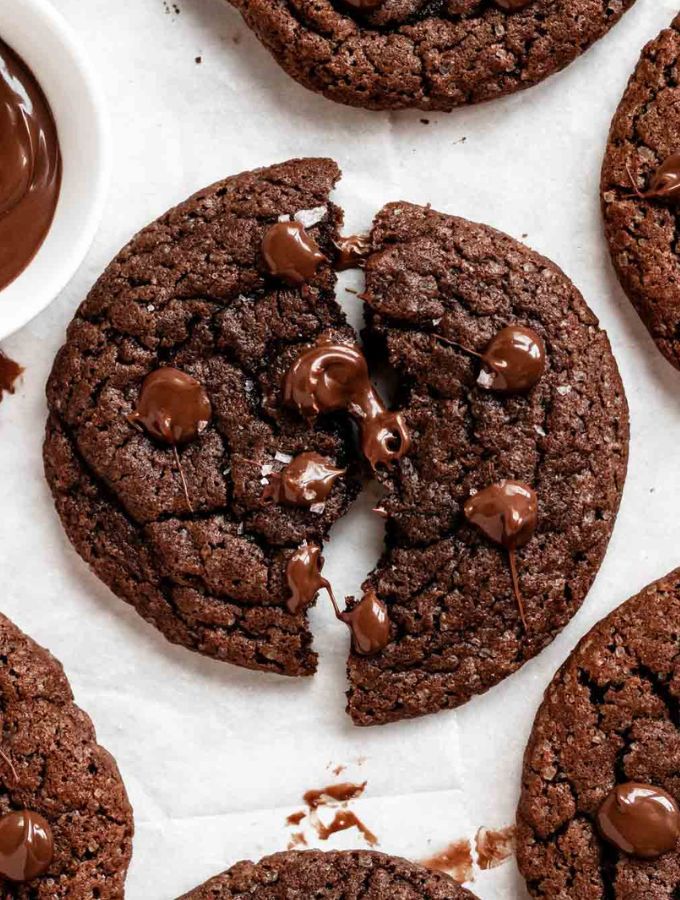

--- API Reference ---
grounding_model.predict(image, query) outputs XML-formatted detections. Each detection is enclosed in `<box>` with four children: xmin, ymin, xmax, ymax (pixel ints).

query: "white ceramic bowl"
<box><xmin>0</xmin><ymin>0</ymin><xmax>109</xmax><ymax>339</ymax></box>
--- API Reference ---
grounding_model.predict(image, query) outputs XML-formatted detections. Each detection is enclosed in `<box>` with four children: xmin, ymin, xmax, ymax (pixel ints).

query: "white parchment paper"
<box><xmin>1</xmin><ymin>0</ymin><xmax>679</xmax><ymax>895</ymax></box>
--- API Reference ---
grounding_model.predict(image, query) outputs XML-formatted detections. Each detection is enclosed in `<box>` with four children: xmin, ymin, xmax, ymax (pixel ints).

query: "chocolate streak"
<box><xmin>0</xmin><ymin>40</ymin><xmax>61</xmax><ymax>292</ymax></box>
<box><xmin>0</xmin><ymin>351</ymin><xmax>23</xmax><ymax>401</ymax></box>
<box><xmin>420</xmin><ymin>839</ymin><xmax>474</xmax><ymax>883</ymax></box>
<box><xmin>284</xmin><ymin>337</ymin><xmax>411</xmax><ymax>470</ymax></box>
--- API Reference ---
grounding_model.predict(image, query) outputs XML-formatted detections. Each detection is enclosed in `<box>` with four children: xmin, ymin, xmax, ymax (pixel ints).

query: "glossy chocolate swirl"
<box><xmin>597</xmin><ymin>782</ymin><xmax>680</xmax><ymax>859</ymax></box>
<box><xmin>0</xmin><ymin>40</ymin><xmax>61</xmax><ymax>292</ymax></box>
<box><xmin>284</xmin><ymin>337</ymin><xmax>411</xmax><ymax>470</ymax></box>
<box><xmin>0</xmin><ymin>810</ymin><xmax>54</xmax><ymax>882</ymax></box>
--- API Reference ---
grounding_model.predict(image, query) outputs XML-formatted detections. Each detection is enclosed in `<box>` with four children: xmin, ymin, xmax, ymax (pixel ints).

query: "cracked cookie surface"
<box><xmin>348</xmin><ymin>202</ymin><xmax>629</xmax><ymax>725</ymax></box>
<box><xmin>516</xmin><ymin>569</ymin><xmax>680</xmax><ymax>898</ymax></box>
<box><xmin>0</xmin><ymin>613</ymin><xmax>133</xmax><ymax>897</ymax></box>
<box><xmin>227</xmin><ymin>0</ymin><xmax>636</xmax><ymax>111</ymax></box>
<box><xmin>601</xmin><ymin>13</ymin><xmax>680</xmax><ymax>370</ymax></box>
<box><xmin>44</xmin><ymin>158</ymin><xmax>359</xmax><ymax>678</ymax></box>
<box><xmin>178</xmin><ymin>849</ymin><xmax>479</xmax><ymax>898</ymax></box>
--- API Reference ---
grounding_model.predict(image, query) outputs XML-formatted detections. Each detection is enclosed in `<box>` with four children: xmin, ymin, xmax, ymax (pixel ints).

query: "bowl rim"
<box><xmin>0</xmin><ymin>0</ymin><xmax>110</xmax><ymax>340</ymax></box>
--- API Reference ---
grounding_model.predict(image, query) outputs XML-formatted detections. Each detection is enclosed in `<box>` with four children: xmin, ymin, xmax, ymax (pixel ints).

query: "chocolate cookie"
<box><xmin>601</xmin><ymin>13</ymin><xmax>680</xmax><ymax>370</ymax></box>
<box><xmin>516</xmin><ymin>569</ymin><xmax>680</xmax><ymax>898</ymax></box>
<box><xmin>227</xmin><ymin>0</ymin><xmax>636</xmax><ymax>111</ymax></box>
<box><xmin>44</xmin><ymin>158</ymin><xmax>360</xmax><ymax>678</ymax></box>
<box><xmin>348</xmin><ymin>201</ymin><xmax>629</xmax><ymax>725</ymax></box>
<box><xmin>178</xmin><ymin>849</ymin><xmax>479</xmax><ymax>898</ymax></box>
<box><xmin>0</xmin><ymin>612</ymin><xmax>133</xmax><ymax>896</ymax></box>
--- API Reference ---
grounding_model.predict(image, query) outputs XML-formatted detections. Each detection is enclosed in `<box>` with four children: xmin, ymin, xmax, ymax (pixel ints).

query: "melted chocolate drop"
<box><xmin>263</xmin><ymin>452</ymin><xmax>346</xmax><ymax>507</ymax></box>
<box><xmin>283</xmin><ymin>337</ymin><xmax>411</xmax><ymax>470</ymax></box>
<box><xmin>478</xmin><ymin>325</ymin><xmax>546</xmax><ymax>393</ymax></box>
<box><xmin>494</xmin><ymin>0</ymin><xmax>533</xmax><ymax>9</ymax></box>
<box><xmin>129</xmin><ymin>367</ymin><xmax>212</xmax><ymax>446</ymax></box>
<box><xmin>262</xmin><ymin>221</ymin><xmax>326</xmax><ymax>286</ymax></box>
<box><xmin>0</xmin><ymin>810</ymin><xmax>54</xmax><ymax>882</ymax></box>
<box><xmin>0</xmin><ymin>351</ymin><xmax>23</xmax><ymax>400</ymax></box>
<box><xmin>0</xmin><ymin>41</ymin><xmax>61</xmax><ymax>292</ymax></box>
<box><xmin>464</xmin><ymin>480</ymin><xmax>538</xmax><ymax>550</ymax></box>
<box><xmin>286</xmin><ymin>544</ymin><xmax>335</xmax><ymax>614</ymax></box>
<box><xmin>597</xmin><ymin>783</ymin><xmax>680</xmax><ymax>859</ymax></box>
<box><xmin>342</xmin><ymin>0</ymin><xmax>384</xmax><ymax>8</ymax></box>
<box><xmin>464</xmin><ymin>480</ymin><xmax>538</xmax><ymax>631</ymax></box>
<box><xmin>334</xmin><ymin>234</ymin><xmax>371</xmax><ymax>271</ymax></box>
<box><xmin>629</xmin><ymin>153</ymin><xmax>680</xmax><ymax>202</ymax></box>
<box><xmin>340</xmin><ymin>590</ymin><xmax>391</xmax><ymax>656</ymax></box>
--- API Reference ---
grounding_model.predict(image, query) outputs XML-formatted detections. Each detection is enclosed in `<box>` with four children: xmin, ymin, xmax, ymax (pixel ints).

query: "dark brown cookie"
<box><xmin>44</xmin><ymin>158</ymin><xmax>360</xmax><ymax>678</ymax></box>
<box><xmin>516</xmin><ymin>569</ymin><xmax>680</xmax><ymax>899</ymax></box>
<box><xmin>0</xmin><ymin>612</ymin><xmax>133</xmax><ymax>896</ymax></box>
<box><xmin>348</xmin><ymin>202</ymin><xmax>629</xmax><ymax>725</ymax></box>
<box><xmin>601</xmin><ymin>13</ymin><xmax>680</xmax><ymax>370</ymax></box>
<box><xmin>227</xmin><ymin>0</ymin><xmax>636</xmax><ymax>111</ymax></box>
<box><xmin>178</xmin><ymin>849</ymin><xmax>479</xmax><ymax>898</ymax></box>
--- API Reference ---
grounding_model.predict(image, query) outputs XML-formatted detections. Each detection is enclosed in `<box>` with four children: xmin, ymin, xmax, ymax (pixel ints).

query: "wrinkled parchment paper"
<box><xmin>2</xmin><ymin>0</ymin><xmax>679</xmax><ymax>895</ymax></box>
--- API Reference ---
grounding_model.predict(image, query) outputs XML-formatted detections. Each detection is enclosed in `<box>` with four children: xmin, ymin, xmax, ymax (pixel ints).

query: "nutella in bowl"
<box><xmin>0</xmin><ymin>0</ymin><xmax>109</xmax><ymax>339</ymax></box>
<box><xmin>0</xmin><ymin>38</ymin><xmax>61</xmax><ymax>292</ymax></box>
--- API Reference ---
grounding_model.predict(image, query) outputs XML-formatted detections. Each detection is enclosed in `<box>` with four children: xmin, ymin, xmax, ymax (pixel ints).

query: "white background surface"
<box><xmin>1</xmin><ymin>0</ymin><xmax>679</xmax><ymax>896</ymax></box>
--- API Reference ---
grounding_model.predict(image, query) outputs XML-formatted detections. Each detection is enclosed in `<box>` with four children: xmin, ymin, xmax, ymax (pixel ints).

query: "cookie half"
<box><xmin>349</xmin><ymin>201</ymin><xmax>629</xmax><ymax>725</ymax></box>
<box><xmin>44</xmin><ymin>158</ymin><xmax>359</xmax><ymax>677</ymax></box>
<box><xmin>178</xmin><ymin>849</ymin><xmax>479</xmax><ymax>898</ymax></box>
<box><xmin>601</xmin><ymin>13</ymin><xmax>680</xmax><ymax>370</ymax></box>
<box><xmin>516</xmin><ymin>569</ymin><xmax>680</xmax><ymax>898</ymax></box>
<box><xmin>0</xmin><ymin>613</ymin><xmax>133</xmax><ymax>896</ymax></box>
<box><xmin>227</xmin><ymin>0</ymin><xmax>636</xmax><ymax>111</ymax></box>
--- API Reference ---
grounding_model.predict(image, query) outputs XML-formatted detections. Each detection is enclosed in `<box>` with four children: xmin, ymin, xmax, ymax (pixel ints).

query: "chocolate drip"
<box><xmin>128</xmin><ymin>367</ymin><xmax>212</xmax><ymax>512</ymax></box>
<box><xmin>597</xmin><ymin>782</ymin><xmax>680</xmax><ymax>859</ymax></box>
<box><xmin>0</xmin><ymin>810</ymin><xmax>54</xmax><ymax>882</ymax></box>
<box><xmin>339</xmin><ymin>590</ymin><xmax>391</xmax><ymax>656</ymax></box>
<box><xmin>263</xmin><ymin>452</ymin><xmax>345</xmax><ymax>507</ymax></box>
<box><xmin>286</xmin><ymin>544</ymin><xmax>335</xmax><ymax>613</ymax></box>
<box><xmin>262</xmin><ymin>221</ymin><xmax>325</xmax><ymax>286</ymax></box>
<box><xmin>464</xmin><ymin>480</ymin><xmax>538</xmax><ymax>631</ymax></box>
<box><xmin>334</xmin><ymin>234</ymin><xmax>371</xmax><ymax>270</ymax></box>
<box><xmin>0</xmin><ymin>40</ymin><xmax>61</xmax><ymax>292</ymax></box>
<box><xmin>283</xmin><ymin>337</ymin><xmax>411</xmax><ymax>470</ymax></box>
<box><xmin>0</xmin><ymin>351</ymin><xmax>23</xmax><ymax>401</ymax></box>
<box><xmin>627</xmin><ymin>153</ymin><xmax>680</xmax><ymax>202</ymax></box>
